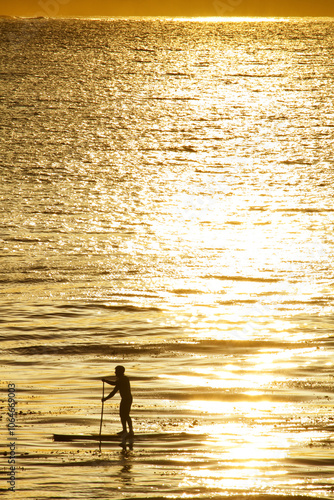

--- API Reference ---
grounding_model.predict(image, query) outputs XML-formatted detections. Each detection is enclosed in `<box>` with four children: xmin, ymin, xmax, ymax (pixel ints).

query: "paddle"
<box><xmin>99</xmin><ymin>380</ymin><xmax>105</xmax><ymax>452</ymax></box>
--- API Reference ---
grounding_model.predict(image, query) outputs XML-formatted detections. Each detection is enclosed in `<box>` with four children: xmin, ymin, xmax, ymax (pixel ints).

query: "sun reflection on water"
<box><xmin>176</xmin><ymin>397</ymin><xmax>315</xmax><ymax>495</ymax></box>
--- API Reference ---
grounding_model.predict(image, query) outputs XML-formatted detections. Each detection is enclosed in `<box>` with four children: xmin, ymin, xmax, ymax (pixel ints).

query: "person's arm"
<box><xmin>102</xmin><ymin>386</ymin><xmax>118</xmax><ymax>402</ymax></box>
<box><xmin>102</xmin><ymin>378</ymin><xmax>116</xmax><ymax>386</ymax></box>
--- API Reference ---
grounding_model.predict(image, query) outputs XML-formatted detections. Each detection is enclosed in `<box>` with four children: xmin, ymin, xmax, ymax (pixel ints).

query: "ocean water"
<box><xmin>0</xmin><ymin>17</ymin><xmax>334</xmax><ymax>500</ymax></box>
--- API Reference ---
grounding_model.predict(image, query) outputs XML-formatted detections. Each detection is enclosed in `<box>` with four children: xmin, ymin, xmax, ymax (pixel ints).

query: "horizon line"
<box><xmin>1</xmin><ymin>15</ymin><xmax>333</xmax><ymax>21</ymax></box>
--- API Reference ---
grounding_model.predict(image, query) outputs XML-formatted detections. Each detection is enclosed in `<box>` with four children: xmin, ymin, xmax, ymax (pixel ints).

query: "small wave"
<box><xmin>9</xmin><ymin>336</ymin><xmax>308</xmax><ymax>357</ymax></box>
<box><xmin>277</xmin><ymin>208</ymin><xmax>334</xmax><ymax>213</ymax></box>
<box><xmin>0</xmin><ymin>277</ymin><xmax>65</xmax><ymax>284</ymax></box>
<box><xmin>286</xmin><ymin>457</ymin><xmax>334</xmax><ymax>467</ymax></box>
<box><xmin>227</xmin><ymin>73</ymin><xmax>285</xmax><ymax>78</ymax></box>
<box><xmin>217</xmin><ymin>299</ymin><xmax>257</xmax><ymax>305</ymax></box>
<box><xmin>6</xmin><ymin>237</ymin><xmax>41</xmax><ymax>243</ymax></box>
<box><xmin>158</xmin><ymin>388</ymin><xmax>310</xmax><ymax>403</ymax></box>
<box><xmin>5</xmin><ymin>359</ymin><xmax>41</xmax><ymax>366</ymax></box>
<box><xmin>149</xmin><ymin>97</ymin><xmax>199</xmax><ymax>101</ymax></box>
<box><xmin>0</xmin><ymin>332</ymin><xmax>55</xmax><ymax>341</ymax></box>
<box><xmin>111</xmin><ymin>292</ymin><xmax>159</xmax><ymax>299</ymax></box>
<box><xmin>283</xmin><ymin>299</ymin><xmax>330</xmax><ymax>305</ymax></box>
<box><xmin>9</xmin><ymin>343</ymin><xmax>162</xmax><ymax>356</ymax></box>
<box><xmin>172</xmin><ymin>339</ymin><xmax>307</xmax><ymax>354</ymax></box>
<box><xmin>57</xmin><ymin>303</ymin><xmax>162</xmax><ymax>313</ymax></box>
<box><xmin>166</xmin><ymin>145</ymin><xmax>197</xmax><ymax>152</ymax></box>
<box><xmin>165</xmin><ymin>72</ymin><xmax>190</xmax><ymax>77</ymax></box>
<box><xmin>171</xmin><ymin>289</ymin><xmax>203</xmax><ymax>295</ymax></box>
<box><xmin>281</xmin><ymin>159</ymin><xmax>312</xmax><ymax>165</ymax></box>
<box><xmin>133</xmin><ymin>47</ymin><xmax>155</xmax><ymax>53</ymax></box>
<box><xmin>204</xmin><ymin>274</ymin><xmax>280</xmax><ymax>283</ymax></box>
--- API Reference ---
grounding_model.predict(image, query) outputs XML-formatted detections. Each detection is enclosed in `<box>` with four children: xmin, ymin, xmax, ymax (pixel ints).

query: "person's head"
<box><xmin>115</xmin><ymin>365</ymin><xmax>125</xmax><ymax>377</ymax></box>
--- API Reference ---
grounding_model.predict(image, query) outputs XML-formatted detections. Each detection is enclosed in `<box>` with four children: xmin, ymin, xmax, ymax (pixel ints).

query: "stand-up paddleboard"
<box><xmin>54</xmin><ymin>433</ymin><xmax>132</xmax><ymax>442</ymax></box>
<box><xmin>53</xmin><ymin>432</ymin><xmax>205</xmax><ymax>443</ymax></box>
<box><xmin>54</xmin><ymin>433</ymin><xmax>135</xmax><ymax>451</ymax></box>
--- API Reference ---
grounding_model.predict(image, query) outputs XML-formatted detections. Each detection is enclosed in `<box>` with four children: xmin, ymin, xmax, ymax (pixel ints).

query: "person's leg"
<box><xmin>127</xmin><ymin>414</ymin><xmax>133</xmax><ymax>434</ymax></box>
<box><xmin>120</xmin><ymin>398</ymin><xmax>133</xmax><ymax>435</ymax></box>
<box><xmin>119</xmin><ymin>401</ymin><xmax>127</xmax><ymax>434</ymax></box>
<box><xmin>127</xmin><ymin>398</ymin><xmax>133</xmax><ymax>435</ymax></box>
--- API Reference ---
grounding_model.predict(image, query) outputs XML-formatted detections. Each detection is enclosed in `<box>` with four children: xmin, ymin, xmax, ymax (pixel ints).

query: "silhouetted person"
<box><xmin>102</xmin><ymin>365</ymin><xmax>133</xmax><ymax>437</ymax></box>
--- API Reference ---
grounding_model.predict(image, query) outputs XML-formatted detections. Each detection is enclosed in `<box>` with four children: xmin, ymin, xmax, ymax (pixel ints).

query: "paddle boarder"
<box><xmin>102</xmin><ymin>365</ymin><xmax>133</xmax><ymax>437</ymax></box>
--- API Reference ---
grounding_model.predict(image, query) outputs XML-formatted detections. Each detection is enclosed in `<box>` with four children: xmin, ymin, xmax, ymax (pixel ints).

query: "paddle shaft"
<box><xmin>99</xmin><ymin>380</ymin><xmax>105</xmax><ymax>452</ymax></box>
